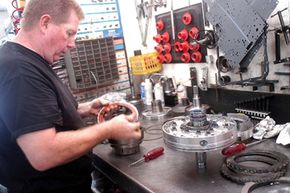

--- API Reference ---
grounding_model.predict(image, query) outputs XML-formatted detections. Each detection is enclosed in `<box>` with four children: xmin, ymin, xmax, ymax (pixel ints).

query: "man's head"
<box><xmin>19</xmin><ymin>0</ymin><xmax>84</xmax><ymax>63</ymax></box>
<box><xmin>22</xmin><ymin>0</ymin><xmax>84</xmax><ymax>31</ymax></box>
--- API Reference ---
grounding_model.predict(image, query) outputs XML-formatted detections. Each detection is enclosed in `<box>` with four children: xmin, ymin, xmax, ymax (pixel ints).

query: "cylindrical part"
<box><xmin>196</xmin><ymin>152</ymin><xmax>207</xmax><ymax>169</ymax></box>
<box><xmin>151</xmin><ymin>100</ymin><xmax>163</xmax><ymax>113</ymax></box>
<box><xmin>154</xmin><ymin>83</ymin><xmax>164</xmax><ymax>105</ymax></box>
<box><xmin>192</xmin><ymin>85</ymin><xmax>200</xmax><ymax>108</ymax></box>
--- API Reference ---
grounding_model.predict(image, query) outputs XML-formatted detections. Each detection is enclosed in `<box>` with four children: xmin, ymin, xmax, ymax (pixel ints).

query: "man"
<box><xmin>0</xmin><ymin>0</ymin><xmax>142</xmax><ymax>193</ymax></box>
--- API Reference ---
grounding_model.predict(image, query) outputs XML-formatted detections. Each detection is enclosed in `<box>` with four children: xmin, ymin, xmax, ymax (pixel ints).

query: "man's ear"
<box><xmin>39</xmin><ymin>14</ymin><xmax>52</xmax><ymax>33</ymax></box>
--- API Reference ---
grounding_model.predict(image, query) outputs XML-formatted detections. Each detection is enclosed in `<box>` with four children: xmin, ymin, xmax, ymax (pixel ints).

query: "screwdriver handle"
<box><xmin>221</xmin><ymin>143</ymin><xmax>246</xmax><ymax>157</ymax></box>
<box><xmin>144</xmin><ymin>147</ymin><xmax>164</xmax><ymax>162</ymax></box>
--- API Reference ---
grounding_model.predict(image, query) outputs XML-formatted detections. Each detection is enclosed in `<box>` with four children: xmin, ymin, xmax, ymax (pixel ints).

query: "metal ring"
<box><xmin>226</xmin><ymin>150</ymin><xmax>289</xmax><ymax>174</ymax></box>
<box><xmin>241</xmin><ymin>177</ymin><xmax>290</xmax><ymax>193</ymax></box>
<box><xmin>220</xmin><ymin>163</ymin><xmax>287</xmax><ymax>184</ymax></box>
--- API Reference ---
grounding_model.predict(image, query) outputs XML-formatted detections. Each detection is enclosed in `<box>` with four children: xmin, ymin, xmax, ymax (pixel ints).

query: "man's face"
<box><xmin>44</xmin><ymin>11</ymin><xmax>80</xmax><ymax>64</ymax></box>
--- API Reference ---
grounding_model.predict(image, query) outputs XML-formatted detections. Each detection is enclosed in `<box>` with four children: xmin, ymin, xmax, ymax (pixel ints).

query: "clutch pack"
<box><xmin>97</xmin><ymin>101</ymin><xmax>143</xmax><ymax>155</ymax></box>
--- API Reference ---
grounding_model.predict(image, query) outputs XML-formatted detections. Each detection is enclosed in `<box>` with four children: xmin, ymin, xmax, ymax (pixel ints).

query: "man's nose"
<box><xmin>67</xmin><ymin>39</ymin><xmax>75</xmax><ymax>49</ymax></box>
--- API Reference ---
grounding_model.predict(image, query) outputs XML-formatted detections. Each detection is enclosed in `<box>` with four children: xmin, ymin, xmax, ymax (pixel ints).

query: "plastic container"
<box><xmin>144</xmin><ymin>79</ymin><xmax>153</xmax><ymax>106</ymax></box>
<box><xmin>140</xmin><ymin>81</ymin><xmax>146</xmax><ymax>103</ymax></box>
<box><xmin>129</xmin><ymin>52</ymin><xmax>162</xmax><ymax>75</ymax></box>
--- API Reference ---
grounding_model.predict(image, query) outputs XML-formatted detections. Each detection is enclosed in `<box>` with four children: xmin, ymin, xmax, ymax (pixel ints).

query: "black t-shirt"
<box><xmin>0</xmin><ymin>42</ymin><xmax>93</xmax><ymax>193</ymax></box>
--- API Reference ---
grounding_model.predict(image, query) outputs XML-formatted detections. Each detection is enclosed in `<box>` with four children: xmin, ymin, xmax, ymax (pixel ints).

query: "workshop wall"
<box><xmin>119</xmin><ymin>0</ymin><xmax>290</xmax><ymax>95</ymax></box>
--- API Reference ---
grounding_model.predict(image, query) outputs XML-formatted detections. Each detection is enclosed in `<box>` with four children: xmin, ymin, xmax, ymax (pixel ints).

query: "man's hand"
<box><xmin>106</xmin><ymin>114</ymin><xmax>142</xmax><ymax>140</ymax></box>
<box><xmin>78</xmin><ymin>98</ymin><xmax>109</xmax><ymax>118</ymax></box>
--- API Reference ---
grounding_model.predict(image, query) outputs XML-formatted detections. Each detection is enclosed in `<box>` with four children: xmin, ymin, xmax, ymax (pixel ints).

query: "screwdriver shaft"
<box><xmin>129</xmin><ymin>147</ymin><xmax>164</xmax><ymax>167</ymax></box>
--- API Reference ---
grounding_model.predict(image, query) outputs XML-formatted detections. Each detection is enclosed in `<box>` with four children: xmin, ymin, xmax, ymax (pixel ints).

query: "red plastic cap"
<box><xmin>189</xmin><ymin>27</ymin><xmax>199</xmax><ymax>39</ymax></box>
<box><xmin>163</xmin><ymin>43</ymin><xmax>171</xmax><ymax>53</ymax></box>
<box><xmin>157</xmin><ymin>54</ymin><xmax>165</xmax><ymax>63</ymax></box>
<box><xmin>191</xmin><ymin>43</ymin><xmax>200</xmax><ymax>51</ymax></box>
<box><xmin>174</xmin><ymin>42</ymin><xmax>181</xmax><ymax>52</ymax></box>
<box><xmin>161</xmin><ymin>32</ymin><xmax>170</xmax><ymax>43</ymax></box>
<box><xmin>180</xmin><ymin>41</ymin><xmax>190</xmax><ymax>52</ymax></box>
<box><xmin>156</xmin><ymin>19</ymin><xmax>164</xmax><ymax>31</ymax></box>
<box><xmin>181</xmin><ymin>52</ymin><xmax>191</xmax><ymax>63</ymax></box>
<box><xmin>191</xmin><ymin>51</ymin><xmax>202</xmax><ymax>63</ymax></box>
<box><xmin>182</xmin><ymin>12</ymin><xmax>192</xmax><ymax>25</ymax></box>
<box><xmin>153</xmin><ymin>34</ymin><xmax>162</xmax><ymax>44</ymax></box>
<box><xmin>164</xmin><ymin>53</ymin><xmax>172</xmax><ymax>63</ymax></box>
<box><xmin>177</xmin><ymin>29</ymin><xmax>188</xmax><ymax>41</ymax></box>
<box><xmin>154</xmin><ymin>44</ymin><xmax>163</xmax><ymax>53</ymax></box>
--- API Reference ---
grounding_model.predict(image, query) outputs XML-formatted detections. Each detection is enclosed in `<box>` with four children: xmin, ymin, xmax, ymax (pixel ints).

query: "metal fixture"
<box><xmin>142</xmin><ymin>100</ymin><xmax>171</xmax><ymax>120</ymax></box>
<box><xmin>162</xmin><ymin>86</ymin><xmax>238</xmax><ymax>168</ymax></box>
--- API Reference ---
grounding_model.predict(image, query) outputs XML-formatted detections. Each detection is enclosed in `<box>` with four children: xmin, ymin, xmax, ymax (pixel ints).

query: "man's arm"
<box><xmin>17</xmin><ymin>114</ymin><xmax>141</xmax><ymax>171</ymax></box>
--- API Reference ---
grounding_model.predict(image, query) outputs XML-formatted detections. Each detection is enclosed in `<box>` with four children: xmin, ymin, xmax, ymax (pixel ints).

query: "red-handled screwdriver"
<box><xmin>221</xmin><ymin>140</ymin><xmax>264</xmax><ymax>157</ymax></box>
<box><xmin>128</xmin><ymin>147</ymin><xmax>164</xmax><ymax>167</ymax></box>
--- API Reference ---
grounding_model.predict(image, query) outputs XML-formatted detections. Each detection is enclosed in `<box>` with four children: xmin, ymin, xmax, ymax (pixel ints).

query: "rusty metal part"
<box><xmin>220</xmin><ymin>163</ymin><xmax>286</xmax><ymax>184</ymax></box>
<box><xmin>220</xmin><ymin>150</ymin><xmax>289</xmax><ymax>184</ymax></box>
<box><xmin>226</xmin><ymin>150</ymin><xmax>289</xmax><ymax>174</ymax></box>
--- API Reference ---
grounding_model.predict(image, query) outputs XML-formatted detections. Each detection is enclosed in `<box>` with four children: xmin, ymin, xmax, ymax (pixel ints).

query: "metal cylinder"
<box><xmin>196</xmin><ymin>152</ymin><xmax>207</xmax><ymax>169</ymax></box>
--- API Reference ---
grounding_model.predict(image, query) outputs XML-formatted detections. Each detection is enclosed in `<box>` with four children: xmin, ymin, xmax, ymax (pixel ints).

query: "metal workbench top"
<box><xmin>92</xmin><ymin>119</ymin><xmax>290</xmax><ymax>193</ymax></box>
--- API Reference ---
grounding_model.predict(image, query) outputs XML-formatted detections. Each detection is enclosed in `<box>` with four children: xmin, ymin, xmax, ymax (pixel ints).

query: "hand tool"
<box><xmin>221</xmin><ymin>140</ymin><xmax>265</xmax><ymax>157</ymax></box>
<box><xmin>128</xmin><ymin>146</ymin><xmax>164</xmax><ymax>167</ymax></box>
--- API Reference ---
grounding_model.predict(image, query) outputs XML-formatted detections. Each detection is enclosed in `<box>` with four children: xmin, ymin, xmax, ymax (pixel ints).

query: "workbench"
<box><xmin>92</xmin><ymin>118</ymin><xmax>290</xmax><ymax>193</ymax></box>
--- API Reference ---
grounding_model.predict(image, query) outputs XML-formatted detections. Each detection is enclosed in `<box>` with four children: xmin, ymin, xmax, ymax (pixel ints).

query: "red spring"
<box><xmin>174</xmin><ymin>41</ymin><xmax>181</xmax><ymax>52</ymax></box>
<box><xmin>153</xmin><ymin>34</ymin><xmax>162</xmax><ymax>44</ymax></box>
<box><xmin>177</xmin><ymin>29</ymin><xmax>188</xmax><ymax>41</ymax></box>
<box><xmin>182</xmin><ymin>12</ymin><xmax>192</xmax><ymax>25</ymax></box>
<box><xmin>163</xmin><ymin>43</ymin><xmax>171</xmax><ymax>53</ymax></box>
<box><xmin>156</xmin><ymin>19</ymin><xmax>164</xmax><ymax>31</ymax></box>
<box><xmin>164</xmin><ymin>53</ymin><xmax>172</xmax><ymax>63</ymax></box>
<box><xmin>154</xmin><ymin>44</ymin><xmax>163</xmax><ymax>53</ymax></box>
<box><xmin>181</xmin><ymin>52</ymin><xmax>191</xmax><ymax>63</ymax></box>
<box><xmin>189</xmin><ymin>27</ymin><xmax>199</xmax><ymax>39</ymax></box>
<box><xmin>191</xmin><ymin>51</ymin><xmax>202</xmax><ymax>63</ymax></box>
<box><xmin>191</xmin><ymin>43</ymin><xmax>200</xmax><ymax>51</ymax></box>
<box><xmin>157</xmin><ymin>54</ymin><xmax>165</xmax><ymax>63</ymax></box>
<box><xmin>180</xmin><ymin>41</ymin><xmax>190</xmax><ymax>52</ymax></box>
<box><xmin>161</xmin><ymin>32</ymin><xmax>170</xmax><ymax>43</ymax></box>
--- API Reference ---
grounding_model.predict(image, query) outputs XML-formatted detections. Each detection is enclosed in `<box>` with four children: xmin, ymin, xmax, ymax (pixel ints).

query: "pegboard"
<box><xmin>154</xmin><ymin>3</ymin><xmax>207</xmax><ymax>64</ymax></box>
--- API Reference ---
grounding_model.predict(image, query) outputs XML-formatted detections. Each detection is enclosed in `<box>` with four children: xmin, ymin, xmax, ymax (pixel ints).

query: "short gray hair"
<box><xmin>21</xmin><ymin>0</ymin><xmax>84</xmax><ymax>30</ymax></box>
